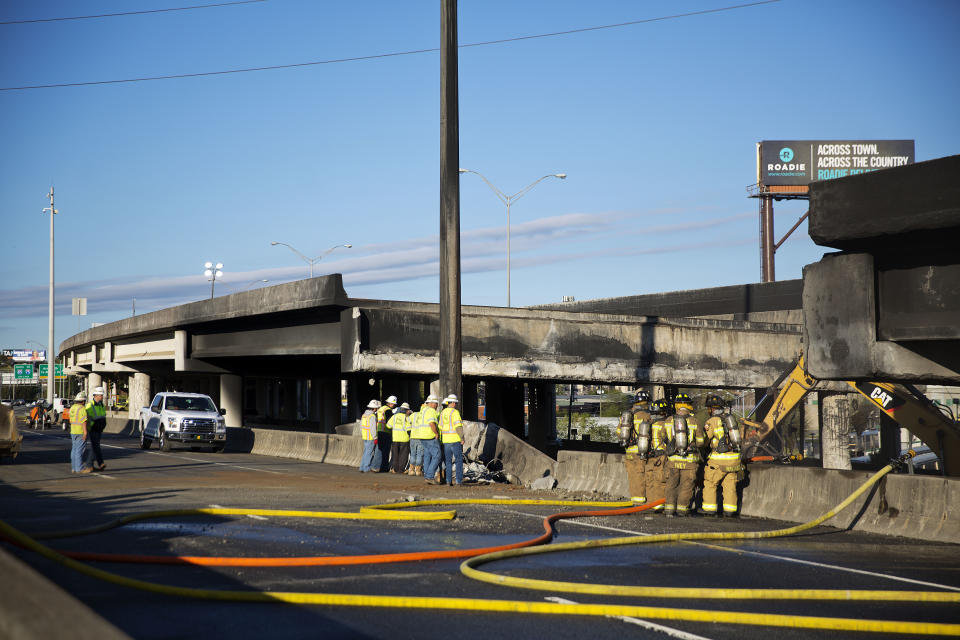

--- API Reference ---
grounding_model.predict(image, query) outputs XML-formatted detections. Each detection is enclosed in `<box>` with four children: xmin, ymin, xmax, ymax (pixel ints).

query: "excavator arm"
<box><xmin>740</xmin><ymin>356</ymin><xmax>960</xmax><ymax>476</ymax></box>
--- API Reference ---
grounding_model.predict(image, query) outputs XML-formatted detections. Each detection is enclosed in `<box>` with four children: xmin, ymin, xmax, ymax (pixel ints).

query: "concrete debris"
<box><xmin>463</xmin><ymin>460</ymin><xmax>510</xmax><ymax>485</ymax></box>
<box><xmin>530</xmin><ymin>476</ymin><xmax>558</xmax><ymax>491</ymax></box>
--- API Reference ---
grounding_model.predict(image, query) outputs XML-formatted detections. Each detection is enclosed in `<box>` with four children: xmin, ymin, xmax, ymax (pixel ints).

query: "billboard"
<box><xmin>2</xmin><ymin>348</ymin><xmax>47</xmax><ymax>362</ymax></box>
<box><xmin>758</xmin><ymin>140</ymin><xmax>914</xmax><ymax>187</ymax></box>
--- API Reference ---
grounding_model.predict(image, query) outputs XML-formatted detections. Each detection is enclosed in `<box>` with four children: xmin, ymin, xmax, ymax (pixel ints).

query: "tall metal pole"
<box><xmin>760</xmin><ymin>195</ymin><xmax>775</xmax><ymax>282</ymax></box>
<box><xmin>46</xmin><ymin>188</ymin><xmax>56</xmax><ymax>408</ymax></box>
<box><xmin>439</xmin><ymin>0</ymin><xmax>462</xmax><ymax>402</ymax></box>
<box><xmin>506</xmin><ymin>200</ymin><xmax>511</xmax><ymax>308</ymax></box>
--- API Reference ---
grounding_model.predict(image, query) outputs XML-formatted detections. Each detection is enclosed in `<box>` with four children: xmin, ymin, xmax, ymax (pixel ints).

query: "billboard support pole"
<box><xmin>760</xmin><ymin>195</ymin><xmax>775</xmax><ymax>283</ymax></box>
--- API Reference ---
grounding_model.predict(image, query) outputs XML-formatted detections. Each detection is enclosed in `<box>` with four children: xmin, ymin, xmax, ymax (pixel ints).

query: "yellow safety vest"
<box><xmin>412</xmin><ymin>405</ymin><xmax>439</xmax><ymax>440</ymax></box>
<box><xmin>439</xmin><ymin>407</ymin><xmax>462</xmax><ymax>444</ymax></box>
<box><xmin>388</xmin><ymin>412</ymin><xmax>410</xmax><ymax>442</ymax></box>
<box><xmin>376</xmin><ymin>405</ymin><xmax>391</xmax><ymax>432</ymax></box>
<box><xmin>68</xmin><ymin>403</ymin><xmax>87</xmax><ymax>435</ymax></box>
<box><xmin>360</xmin><ymin>411</ymin><xmax>377</xmax><ymax>441</ymax></box>
<box><xmin>705</xmin><ymin>415</ymin><xmax>742</xmax><ymax>464</ymax></box>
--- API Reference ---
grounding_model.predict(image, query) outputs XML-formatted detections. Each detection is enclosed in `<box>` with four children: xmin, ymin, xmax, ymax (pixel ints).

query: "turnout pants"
<box><xmin>702</xmin><ymin>461</ymin><xmax>743</xmax><ymax>514</ymax></box>
<box><xmin>624</xmin><ymin>454</ymin><xmax>646</xmax><ymax>504</ymax></box>
<box><xmin>664</xmin><ymin>459</ymin><xmax>697</xmax><ymax>514</ymax></box>
<box><xmin>645</xmin><ymin>454</ymin><xmax>667</xmax><ymax>510</ymax></box>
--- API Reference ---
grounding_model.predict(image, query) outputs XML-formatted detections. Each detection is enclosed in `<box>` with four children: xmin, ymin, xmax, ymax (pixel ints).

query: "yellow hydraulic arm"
<box><xmin>741</xmin><ymin>356</ymin><xmax>960</xmax><ymax>476</ymax></box>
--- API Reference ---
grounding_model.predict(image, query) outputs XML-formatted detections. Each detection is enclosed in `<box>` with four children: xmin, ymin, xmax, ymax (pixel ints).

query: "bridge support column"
<box><xmin>527</xmin><ymin>382</ymin><xmax>556</xmax><ymax>447</ymax></box>
<box><xmin>128</xmin><ymin>372</ymin><xmax>151</xmax><ymax>421</ymax></box>
<box><xmin>88</xmin><ymin>373</ymin><xmax>102</xmax><ymax>395</ymax></box>
<box><xmin>821</xmin><ymin>392</ymin><xmax>853</xmax><ymax>470</ymax></box>
<box><xmin>484</xmin><ymin>379</ymin><xmax>525</xmax><ymax>438</ymax></box>
<box><xmin>220</xmin><ymin>374</ymin><xmax>242</xmax><ymax>427</ymax></box>
<box><xmin>309</xmin><ymin>378</ymin><xmax>341</xmax><ymax>433</ymax></box>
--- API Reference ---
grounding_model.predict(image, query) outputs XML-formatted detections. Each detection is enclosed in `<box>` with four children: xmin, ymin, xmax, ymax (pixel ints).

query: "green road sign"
<box><xmin>38</xmin><ymin>364</ymin><xmax>65</xmax><ymax>379</ymax></box>
<box><xmin>14</xmin><ymin>364</ymin><xmax>33</xmax><ymax>380</ymax></box>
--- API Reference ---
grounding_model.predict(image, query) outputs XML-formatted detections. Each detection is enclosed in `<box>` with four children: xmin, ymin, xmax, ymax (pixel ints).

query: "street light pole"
<box><xmin>459</xmin><ymin>169</ymin><xmax>566</xmax><ymax>307</ymax></box>
<box><xmin>42</xmin><ymin>188</ymin><xmax>57</xmax><ymax>408</ymax></box>
<box><xmin>270</xmin><ymin>242</ymin><xmax>351</xmax><ymax>278</ymax></box>
<box><xmin>204</xmin><ymin>262</ymin><xmax>223</xmax><ymax>299</ymax></box>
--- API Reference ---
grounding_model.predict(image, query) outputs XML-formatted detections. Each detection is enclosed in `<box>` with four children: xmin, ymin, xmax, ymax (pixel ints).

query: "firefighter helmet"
<box><xmin>651</xmin><ymin>399</ymin><xmax>671</xmax><ymax>415</ymax></box>
<box><xmin>674</xmin><ymin>393</ymin><xmax>694</xmax><ymax>411</ymax></box>
<box><xmin>634</xmin><ymin>390</ymin><xmax>651</xmax><ymax>404</ymax></box>
<box><xmin>705</xmin><ymin>394</ymin><xmax>725</xmax><ymax>408</ymax></box>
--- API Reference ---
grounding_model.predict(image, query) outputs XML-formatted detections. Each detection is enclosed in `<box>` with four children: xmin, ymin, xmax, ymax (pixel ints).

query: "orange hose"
<box><xmin>56</xmin><ymin>500</ymin><xmax>663</xmax><ymax>567</ymax></box>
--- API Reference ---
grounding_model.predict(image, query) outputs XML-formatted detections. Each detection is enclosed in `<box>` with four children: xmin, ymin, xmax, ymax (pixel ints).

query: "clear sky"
<box><xmin>1</xmin><ymin>0</ymin><xmax>958</xmax><ymax>353</ymax></box>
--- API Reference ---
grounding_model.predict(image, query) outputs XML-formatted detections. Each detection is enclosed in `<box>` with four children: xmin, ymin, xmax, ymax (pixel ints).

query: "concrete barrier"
<box><xmin>462</xmin><ymin>421</ymin><xmax>557</xmax><ymax>487</ymax></box>
<box><xmin>556</xmin><ymin>450</ymin><xmax>628</xmax><ymax>496</ymax></box>
<box><xmin>226</xmin><ymin>427</ymin><xmax>364</xmax><ymax>467</ymax></box>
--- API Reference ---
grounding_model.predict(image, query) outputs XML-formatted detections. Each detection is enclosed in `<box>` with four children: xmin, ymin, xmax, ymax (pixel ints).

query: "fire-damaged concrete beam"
<box><xmin>341</xmin><ymin>304</ymin><xmax>800</xmax><ymax>388</ymax></box>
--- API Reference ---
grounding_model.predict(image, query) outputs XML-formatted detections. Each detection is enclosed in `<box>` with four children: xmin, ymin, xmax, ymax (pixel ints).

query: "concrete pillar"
<box><xmin>310</xmin><ymin>378</ymin><xmax>341</xmax><ymax>433</ymax></box>
<box><xmin>429</xmin><ymin>378</ymin><xmax>441</xmax><ymax>401</ymax></box>
<box><xmin>485</xmin><ymin>379</ymin><xmax>525</xmax><ymax>438</ymax></box>
<box><xmin>128</xmin><ymin>372</ymin><xmax>151</xmax><ymax>421</ymax></box>
<box><xmin>220</xmin><ymin>374</ymin><xmax>242</xmax><ymax>427</ymax></box>
<box><xmin>88</xmin><ymin>373</ymin><xmax>102</xmax><ymax>395</ymax></box>
<box><xmin>461</xmin><ymin>378</ymin><xmax>479</xmax><ymax>421</ymax></box>
<box><xmin>821</xmin><ymin>393</ymin><xmax>853</xmax><ymax>470</ymax></box>
<box><xmin>527</xmin><ymin>382</ymin><xmax>556</xmax><ymax>447</ymax></box>
<box><xmin>652</xmin><ymin>385</ymin><xmax>666</xmax><ymax>401</ymax></box>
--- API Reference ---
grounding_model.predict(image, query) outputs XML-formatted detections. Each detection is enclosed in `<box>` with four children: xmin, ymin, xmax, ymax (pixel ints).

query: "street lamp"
<box><xmin>459</xmin><ymin>168</ymin><xmax>566</xmax><ymax>307</ymax></box>
<box><xmin>270</xmin><ymin>241</ymin><xmax>352</xmax><ymax>278</ymax></box>
<box><xmin>41</xmin><ymin>188</ymin><xmax>57</xmax><ymax>410</ymax></box>
<box><xmin>204</xmin><ymin>262</ymin><xmax>224</xmax><ymax>300</ymax></box>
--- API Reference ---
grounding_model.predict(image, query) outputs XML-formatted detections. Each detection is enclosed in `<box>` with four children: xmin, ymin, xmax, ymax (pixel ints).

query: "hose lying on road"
<box><xmin>1</xmin><ymin>453</ymin><xmax>958</xmax><ymax>636</ymax></box>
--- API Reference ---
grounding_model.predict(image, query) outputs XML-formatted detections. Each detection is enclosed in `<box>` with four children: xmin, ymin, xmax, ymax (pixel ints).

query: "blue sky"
<box><xmin>1</xmin><ymin>0</ymin><xmax>958</xmax><ymax>352</ymax></box>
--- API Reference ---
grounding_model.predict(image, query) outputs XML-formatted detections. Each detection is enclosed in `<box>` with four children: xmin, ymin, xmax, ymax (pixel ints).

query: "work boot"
<box><xmin>416</xmin><ymin>466</ymin><xmax>423</xmax><ymax>476</ymax></box>
<box><xmin>389</xmin><ymin>469</ymin><xmax>396</xmax><ymax>474</ymax></box>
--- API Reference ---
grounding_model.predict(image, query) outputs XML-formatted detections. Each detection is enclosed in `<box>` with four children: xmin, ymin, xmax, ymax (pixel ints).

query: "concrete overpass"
<box><xmin>59</xmin><ymin>276</ymin><xmax>801</xmax><ymax>443</ymax></box>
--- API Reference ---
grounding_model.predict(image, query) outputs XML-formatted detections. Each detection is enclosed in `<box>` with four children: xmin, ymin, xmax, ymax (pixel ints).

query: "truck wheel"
<box><xmin>139</xmin><ymin>429</ymin><xmax>152</xmax><ymax>449</ymax></box>
<box><xmin>159</xmin><ymin>428</ymin><xmax>170</xmax><ymax>452</ymax></box>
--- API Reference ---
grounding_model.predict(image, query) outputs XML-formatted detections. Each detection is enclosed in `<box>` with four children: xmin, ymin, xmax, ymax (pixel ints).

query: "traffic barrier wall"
<box><xmin>556</xmin><ymin>450</ymin><xmax>629</xmax><ymax>496</ymax></box>
<box><xmin>226</xmin><ymin>426</ymin><xmax>364</xmax><ymax>467</ymax></box>
<box><xmin>461</xmin><ymin>421</ymin><xmax>557</xmax><ymax>487</ymax></box>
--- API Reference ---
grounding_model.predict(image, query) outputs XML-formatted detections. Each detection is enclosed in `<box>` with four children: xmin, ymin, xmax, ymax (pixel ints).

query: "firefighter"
<box><xmin>701</xmin><ymin>394</ymin><xmax>744</xmax><ymax>518</ymax></box>
<box><xmin>376</xmin><ymin>395</ymin><xmax>397</xmax><ymax>472</ymax></box>
<box><xmin>389</xmin><ymin>402</ymin><xmax>412</xmax><ymax>474</ymax></box>
<box><xmin>646</xmin><ymin>399</ymin><xmax>672</xmax><ymax>513</ymax></box>
<box><xmin>660</xmin><ymin>393</ymin><xmax>703</xmax><ymax>517</ymax></box>
<box><xmin>622</xmin><ymin>390</ymin><xmax>652</xmax><ymax>504</ymax></box>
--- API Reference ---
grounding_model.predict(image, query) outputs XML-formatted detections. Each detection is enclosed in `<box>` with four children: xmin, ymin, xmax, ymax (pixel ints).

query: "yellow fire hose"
<box><xmin>0</xmin><ymin>455</ymin><xmax>957</xmax><ymax>636</ymax></box>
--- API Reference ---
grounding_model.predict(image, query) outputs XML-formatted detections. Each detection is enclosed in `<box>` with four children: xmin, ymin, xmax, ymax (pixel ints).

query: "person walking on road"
<box><xmin>439</xmin><ymin>395</ymin><xmax>465</xmax><ymax>486</ymax></box>
<box><xmin>376</xmin><ymin>395</ymin><xmax>397</xmax><ymax>472</ymax></box>
<box><xmin>86</xmin><ymin>387</ymin><xmax>108</xmax><ymax>471</ymax></box>
<box><xmin>359</xmin><ymin>399</ymin><xmax>381</xmax><ymax>473</ymax></box>
<box><xmin>68</xmin><ymin>393</ymin><xmax>92</xmax><ymax>474</ymax></box>
<box><xmin>701</xmin><ymin>395</ymin><xmax>745</xmax><ymax>518</ymax></box>
<box><xmin>389</xmin><ymin>402</ymin><xmax>412</xmax><ymax>474</ymax></box>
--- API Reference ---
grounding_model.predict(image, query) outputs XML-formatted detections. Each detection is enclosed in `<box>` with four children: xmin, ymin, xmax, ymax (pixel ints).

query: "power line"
<box><xmin>0</xmin><ymin>0</ymin><xmax>780</xmax><ymax>91</ymax></box>
<box><xmin>0</xmin><ymin>0</ymin><xmax>267</xmax><ymax>25</ymax></box>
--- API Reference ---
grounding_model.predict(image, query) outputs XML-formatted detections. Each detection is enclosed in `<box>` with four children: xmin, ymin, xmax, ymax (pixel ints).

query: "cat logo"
<box><xmin>855</xmin><ymin>382</ymin><xmax>906</xmax><ymax>413</ymax></box>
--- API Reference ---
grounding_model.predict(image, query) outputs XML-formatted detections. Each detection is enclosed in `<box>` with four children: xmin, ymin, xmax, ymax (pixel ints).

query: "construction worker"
<box><xmin>376</xmin><ymin>395</ymin><xmax>397</xmax><ymax>472</ymax></box>
<box><xmin>660</xmin><ymin>393</ymin><xmax>704</xmax><ymax>517</ymax></box>
<box><xmin>389</xmin><ymin>402</ymin><xmax>412</xmax><ymax>474</ymax></box>
<box><xmin>701</xmin><ymin>394</ymin><xmax>744</xmax><ymax>518</ymax></box>
<box><xmin>407</xmin><ymin>403</ymin><xmax>425</xmax><ymax>475</ymax></box>
<box><xmin>440</xmin><ymin>394</ymin><xmax>465</xmax><ymax>486</ymax></box>
<box><xmin>417</xmin><ymin>395</ymin><xmax>442</xmax><ymax>485</ymax></box>
<box><xmin>68</xmin><ymin>392</ymin><xmax>92</xmax><ymax>474</ymax></box>
<box><xmin>622</xmin><ymin>390</ymin><xmax>652</xmax><ymax>504</ymax></box>
<box><xmin>86</xmin><ymin>386</ymin><xmax>108</xmax><ymax>471</ymax></box>
<box><xmin>358</xmin><ymin>399</ymin><xmax>381</xmax><ymax>473</ymax></box>
<box><xmin>646</xmin><ymin>399</ymin><xmax>672</xmax><ymax>512</ymax></box>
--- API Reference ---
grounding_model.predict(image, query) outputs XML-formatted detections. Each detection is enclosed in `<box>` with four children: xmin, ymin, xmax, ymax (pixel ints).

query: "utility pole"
<box><xmin>439</xmin><ymin>0</ymin><xmax>462</xmax><ymax>403</ymax></box>
<box><xmin>42</xmin><ymin>188</ymin><xmax>57</xmax><ymax>409</ymax></box>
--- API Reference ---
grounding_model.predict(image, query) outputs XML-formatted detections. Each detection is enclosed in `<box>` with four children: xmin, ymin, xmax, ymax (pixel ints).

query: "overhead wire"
<box><xmin>0</xmin><ymin>1</ymin><xmax>781</xmax><ymax>91</ymax></box>
<box><xmin>0</xmin><ymin>1</ymin><xmax>267</xmax><ymax>25</ymax></box>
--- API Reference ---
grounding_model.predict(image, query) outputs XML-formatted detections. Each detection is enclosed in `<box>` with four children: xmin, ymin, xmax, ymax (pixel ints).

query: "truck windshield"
<box><xmin>164</xmin><ymin>396</ymin><xmax>216</xmax><ymax>412</ymax></box>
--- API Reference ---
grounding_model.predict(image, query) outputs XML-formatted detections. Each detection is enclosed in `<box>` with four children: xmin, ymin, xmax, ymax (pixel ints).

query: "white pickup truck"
<box><xmin>138</xmin><ymin>392</ymin><xmax>227</xmax><ymax>452</ymax></box>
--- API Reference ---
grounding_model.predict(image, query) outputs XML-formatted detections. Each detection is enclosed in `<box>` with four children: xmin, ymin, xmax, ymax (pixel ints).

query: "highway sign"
<box><xmin>38</xmin><ymin>364</ymin><xmax>65</xmax><ymax>378</ymax></box>
<box><xmin>14</xmin><ymin>364</ymin><xmax>33</xmax><ymax>380</ymax></box>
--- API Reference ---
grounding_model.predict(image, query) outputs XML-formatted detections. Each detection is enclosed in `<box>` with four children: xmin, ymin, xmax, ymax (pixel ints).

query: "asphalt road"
<box><xmin>1</xmin><ymin>427</ymin><xmax>958</xmax><ymax>640</ymax></box>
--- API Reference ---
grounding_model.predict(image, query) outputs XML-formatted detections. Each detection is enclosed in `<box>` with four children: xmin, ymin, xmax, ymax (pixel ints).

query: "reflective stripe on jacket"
<box><xmin>68</xmin><ymin>404</ymin><xmax>87</xmax><ymax>435</ymax></box>
<box><xmin>360</xmin><ymin>411</ymin><xmax>377</xmax><ymax>441</ymax></box>
<box><xmin>439</xmin><ymin>407</ymin><xmax>462</xmax><ymax>444</ymax></box>
<box><xmin>389</xmin><ymin>412</ymin><xmax>410</xmax><ymax>442</ymax></box>
<box><xmin>412</xmin><ymin>405</ymin><xmax>439</xmax><ymax>440</ymax></box>
<box><xmin>704</xmin><ymin>415</ymin><xmax>742</xmax><ymax>463</ymax></box>
<box><xmin>376</xmin><ymin>405</ymin><xmax>391</xmax><ymax>432</ymax></box>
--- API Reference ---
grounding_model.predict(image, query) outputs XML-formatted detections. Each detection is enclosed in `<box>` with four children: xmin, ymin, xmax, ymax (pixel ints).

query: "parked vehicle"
<box><xmin>139</xmin><ymin>392</ymin><xmax>227</xmax><ymax>452</ymax></box>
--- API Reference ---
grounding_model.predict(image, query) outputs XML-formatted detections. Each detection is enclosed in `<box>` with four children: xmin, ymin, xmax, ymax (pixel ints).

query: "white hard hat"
<box><xmin>74</xmin><ymin>392</ymin><xmax>87</xmax><ymax>402</ymax></box>
<box><xmin>367</xmin><ymin>399</ymin><xmax>381</xmax><ymax>409</ymax></box>
<box><xmin>443</xmin><ymin>394</ymin><xmax>459</xmax><ymax>405</ymax></box>
<box><xmin>399</xmin><ymin>402</ymin><xmax>411</xmax><ymax>410</ymax></box>
<box><xmin>425</xmin><ymin>394</ymin><xmax>440</xmax><ymax>404</ymax></box>
<box><xmin>385</xmin><ymin>395</ymin><xmax>398</xmax><ymax>405</ymax></box>
<box><xmin>93</xmin><ymin>387</ymin><xmax>105</xmax><ymax>396</ymax></box>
